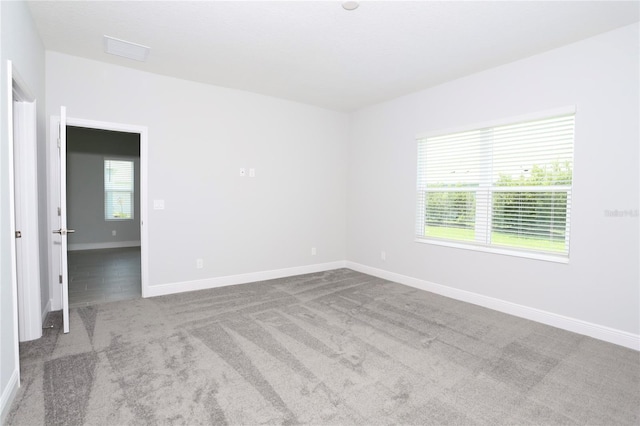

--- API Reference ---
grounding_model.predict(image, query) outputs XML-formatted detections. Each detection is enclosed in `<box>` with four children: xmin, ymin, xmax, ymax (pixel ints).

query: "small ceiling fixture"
<box><xmin>103</xmin><ymin>35</ymin><xmax>150</xmax><ymax>62</ymax></box>
<box><xmin>342</xmin><ymin>1</ymin><xmax>359</xmax><ymax>11</ymax></box>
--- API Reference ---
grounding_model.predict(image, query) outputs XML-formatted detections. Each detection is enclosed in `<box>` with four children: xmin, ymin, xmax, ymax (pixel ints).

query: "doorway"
<box><xmin>47</xmin><ymin>114</ymin><xmax>149</xmax><ymax>330</ymax></box>
<box><xmin>66</xmin><ymin>126</ymin><xmax>141</xmax><ymax>307</ymax></box>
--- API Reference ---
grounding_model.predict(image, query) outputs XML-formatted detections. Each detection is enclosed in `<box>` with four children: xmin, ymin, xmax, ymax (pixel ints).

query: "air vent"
<box><xmin>103</xmin><ymin>36</ymin><xmax>150</xmax><ymax>62</ymax></box>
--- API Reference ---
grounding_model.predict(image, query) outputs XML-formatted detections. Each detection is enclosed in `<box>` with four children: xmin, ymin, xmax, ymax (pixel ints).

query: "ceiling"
<box><xmin>27</xmin><ymin>1</ymin><xmax>639</xmax><ymax>112</ymax></box>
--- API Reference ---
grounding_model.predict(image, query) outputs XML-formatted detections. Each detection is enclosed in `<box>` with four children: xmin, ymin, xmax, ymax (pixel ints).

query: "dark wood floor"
<box><xmin>67</xmin><ymin>247</ymin><xmax>141</xmax><ymax>308</ymax></box>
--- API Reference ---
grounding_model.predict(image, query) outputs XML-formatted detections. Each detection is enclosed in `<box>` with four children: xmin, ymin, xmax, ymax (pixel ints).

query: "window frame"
<box><xmin>104</xmin><ymin>157</ymin><xmax>135</xmax><ymax>222</ymax></box>
<box><xmin>415</xmin><ymin>106</ymin><xmax>576</xmax><ymax>264</ymax></box>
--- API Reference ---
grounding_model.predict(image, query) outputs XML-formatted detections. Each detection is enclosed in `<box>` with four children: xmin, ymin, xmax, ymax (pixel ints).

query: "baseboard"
<box><xmin>68</xmin><ymin>241</ymin><xmax>141</xmax><ymax>251</ymax></box>
<box><xmin>144</xmin><ymin>261</ymin><xmax>347</xmax><ymax>298</ymax></box>
<box><xmin>345</xmin><ymin>261</ymin><xmax>640</xmax><ymax>351</ymax></box>
<box><xmin>0</xmin><ymin>369</ymin><xmax>19</xmax><ymax>425</ymax></box>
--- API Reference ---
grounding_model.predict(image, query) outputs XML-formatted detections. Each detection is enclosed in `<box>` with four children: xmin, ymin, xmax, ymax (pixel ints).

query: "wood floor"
<box><xmin>67</xmin><ymin>247</ymin><xmax>141</xmax><ymax>308</ymax></box>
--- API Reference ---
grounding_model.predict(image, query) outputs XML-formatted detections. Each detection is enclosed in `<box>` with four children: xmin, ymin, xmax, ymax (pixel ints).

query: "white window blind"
<box><xmin>104</xmin><ymin>159</ymin><xmax>134</xmax><ymax>220</ymax></box>
<box><xmin>416</xmin><ymin>113</ymin><xmax>574</xmax><ymax>258</ymax></box>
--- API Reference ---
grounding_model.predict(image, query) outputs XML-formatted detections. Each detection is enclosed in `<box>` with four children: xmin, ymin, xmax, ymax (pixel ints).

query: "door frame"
<box><xmin>47</xmin><ymin>115</ymin><xmax>149</xmax><ymax>312</ymax></box>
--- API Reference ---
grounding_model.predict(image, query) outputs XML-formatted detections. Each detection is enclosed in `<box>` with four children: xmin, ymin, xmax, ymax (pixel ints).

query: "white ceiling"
<box><xmin>27</xmin><ymin>1</ymin><xmax>639</xmax><ymax>112</ymax></box>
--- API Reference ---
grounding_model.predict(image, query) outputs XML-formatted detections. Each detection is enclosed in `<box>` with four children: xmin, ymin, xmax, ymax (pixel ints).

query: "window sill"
<box><xmin>415</xmin><ymin>237</ymin><xmax>569</xmax><ymax>264</ymax></box>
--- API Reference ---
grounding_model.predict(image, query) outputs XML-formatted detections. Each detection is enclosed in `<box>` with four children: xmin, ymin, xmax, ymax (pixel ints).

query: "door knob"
<box><xmin>52</xmin><ymin>229</ymin><xmax>75</xmax><ymax>235</ymax></box>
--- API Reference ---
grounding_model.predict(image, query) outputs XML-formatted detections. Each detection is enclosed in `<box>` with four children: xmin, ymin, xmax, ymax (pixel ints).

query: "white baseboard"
<box><xmin>144</xmin><ymin>261</ymin><xmax>347</xmax><ymax>298</ymax></box>
<box><xmin>0</xmin><ymin>369</ymin><xmax>19</xmax><ymax>425</ymax></box>
<box><xmin>346</xmin><ymin>261</ymin><xmax>640</xmax><ymax>351</ymax></box>
<box><xmin>68</xmin><ymin>241</ymin><xmax>141</xmax><ymax>251</ymax></box>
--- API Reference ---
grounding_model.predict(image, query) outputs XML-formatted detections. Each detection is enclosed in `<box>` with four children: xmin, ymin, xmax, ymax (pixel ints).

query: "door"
<box><xmin>54</xmin><ymin>106</ymin><xmax>73</xmax><ymax>333</ymax></box>
<box><xmin>9</xmin><ymin>61</ymin><xmax>42</xmax><ymax>342</ymax></box>
<box><xmin>13</xmin><ymin>99</ymin><xmax>42</xmax><ymax>341</ymax></box>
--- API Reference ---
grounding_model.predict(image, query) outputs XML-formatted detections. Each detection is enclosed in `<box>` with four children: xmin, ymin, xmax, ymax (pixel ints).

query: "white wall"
<box><xmin>0</xmin><ymin>1</ymin><xmax>45</xmax><ymax>421</ymax></box>
<box><xmin>347</xmin><ymin>23</ymin><xmax>639</xmax><ymax>339</ymax></box>
<box><xmin>47</xmin><ymin>51</ymin><xmax>348</xmax><ymax>287</ymax></box>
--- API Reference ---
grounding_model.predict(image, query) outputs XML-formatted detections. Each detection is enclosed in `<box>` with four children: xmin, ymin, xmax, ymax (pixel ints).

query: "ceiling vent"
<box><xmin>103</xmin><ymin>36</ymin><xmax>150</xmax><ymax>62</ymax></box>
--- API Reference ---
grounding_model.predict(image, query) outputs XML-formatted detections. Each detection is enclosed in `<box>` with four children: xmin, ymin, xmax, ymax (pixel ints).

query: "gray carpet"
<box><xmin>6</xmin><ymin>269</ymin><xmax>639</xmax><ymax>425</ymax></box>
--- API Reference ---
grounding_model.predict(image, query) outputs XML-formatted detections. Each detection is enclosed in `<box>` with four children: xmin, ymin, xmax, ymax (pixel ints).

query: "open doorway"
<box><xmin>65</xmin><ymin>126</ymin><xmax>141</xmax><ymax>307</ymax></box>
<box><xmin>48</xmin><ymin>111</ymin><xmax>148</xmax><ymax>332</ymax></box>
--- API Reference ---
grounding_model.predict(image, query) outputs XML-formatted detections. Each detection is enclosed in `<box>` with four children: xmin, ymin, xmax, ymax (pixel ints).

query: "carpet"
<box><xmin>6</xmin><ymin>268</ymin><xmax>640</xmax><ymax>425</ymax></box>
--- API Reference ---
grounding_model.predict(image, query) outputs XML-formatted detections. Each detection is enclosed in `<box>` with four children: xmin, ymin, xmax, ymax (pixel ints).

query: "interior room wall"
<box><xmin>46</xmin><ymin>51</ymin><xmax>349</xmax><ymax>287</ymax></box>
<box><xmin>0</xmin><ymin>1</ymin><xmax>46</xmax><ymax>421</ymax></box>
<box><xmin>66</xmin><ymin>126</ymin><xmax>141</xmax><ymax>249</ymax></box>
<box><xmin>347</xmin><ymin>23</ymin><xmax>639</xmax><ymax>338</ymax></box>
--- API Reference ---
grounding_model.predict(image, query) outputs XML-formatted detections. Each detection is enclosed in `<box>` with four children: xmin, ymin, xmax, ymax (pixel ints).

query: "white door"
<box><xmin>13</xmin><ymin>100</ymin><xmax>42</xmax><ymax>341</ymax></box>
<box><xmin>9</xmin><ymin>61</ymin><xmax>42</xmax><ymax>342</ymax></box>
<box><xmin>54</xmin><ymin>106</ymin><xmax>73</xmax><ymax>333</ymax></box>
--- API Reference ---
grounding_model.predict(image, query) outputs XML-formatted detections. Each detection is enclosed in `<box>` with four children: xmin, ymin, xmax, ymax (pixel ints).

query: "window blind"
<box><xmin>416</xmin><ymin>113</ymin><xmax>575</xmax><ymax>257</ymax></box>
<box><xmin>104</xmin><ymin>159</ymin><xmax>134</xmax><ymax>220</ymax></box>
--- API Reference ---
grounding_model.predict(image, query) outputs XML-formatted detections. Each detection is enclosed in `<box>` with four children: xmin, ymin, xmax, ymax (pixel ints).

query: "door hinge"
<box><xmin>15</xmin><ymin>231</ymin><xmax>22</xmax><ymax>238</ymax></box>
<box><xmin>58</xmin><ymin>207</ymin><xmax>61</xmax><ymax>216</ymax></box>
<box><xmin>59</xmin><ymin>275</ymin><xmax>62</xmax><ymax>284</ymax></box>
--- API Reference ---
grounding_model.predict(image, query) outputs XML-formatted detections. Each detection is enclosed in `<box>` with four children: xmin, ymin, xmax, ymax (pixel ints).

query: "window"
<box><xmin>104</xmin><ymin>159</ymin><xmax>134</xmax><ymax>220</ymax></box>
<box><xmin>416</xmin><ymin>110</ymin><xmax>575</xmax><ymax>261</ymax></box>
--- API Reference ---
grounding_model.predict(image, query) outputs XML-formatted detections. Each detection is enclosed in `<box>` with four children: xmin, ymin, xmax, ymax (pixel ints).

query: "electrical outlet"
<box><xmin>196</xmin><ymin>258</ymin><xmax>204</xmax><ymax>269</ymax></box>
<box><xmin>381</xmin><ymin>251</ymin><xmax>386</xmax><ymax>261</ymax></box>
<box><xmin>311</xmin><ymin>247</ymin><xmax>317</xmax><ymax>256</ymax></box>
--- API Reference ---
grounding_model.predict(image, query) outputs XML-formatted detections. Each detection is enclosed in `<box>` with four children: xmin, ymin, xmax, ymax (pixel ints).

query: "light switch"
<box><xmin>240</xmin><ymin>168</ymin><xmax>246</xmax><ymax>177</ymax></box>
<box><xmin>153</xmin><ymin>199</ymin><xmax>165</xmax><ymax>210</ymax></box>
<box><xmin>249</xmin><ymin>168</ymin><xmax>255</xmax><ymax>177</ymax></box>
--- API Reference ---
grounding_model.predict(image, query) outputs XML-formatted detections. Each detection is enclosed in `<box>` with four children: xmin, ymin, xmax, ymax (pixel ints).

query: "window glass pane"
<box><xmin>423</xmin><ymin>129</ymin><xmax>489</xmax><ymax>187</ymax></box>
<box><xmin>424</xmin><ymin>191</ymin><xmax>476</xmax><ymax>242</ymax></box>
<box><xmin>492</xmin><ymin>116</ymin><xmax>574</xmax><ymax>186</ymax></box>
<box><xmin>491</xmin><ymin>190</ymin><xmax>569</xmax><ymax>252</ymax></box>
<box><xmin>105</xmin><ymin>159</ymin><xmax>134</xmax><ymax>220</ymax></box>
<box><xmin>105</xmin><ymin>191</ymin><xmax>133</xmax><ymax>219</ymax></box>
